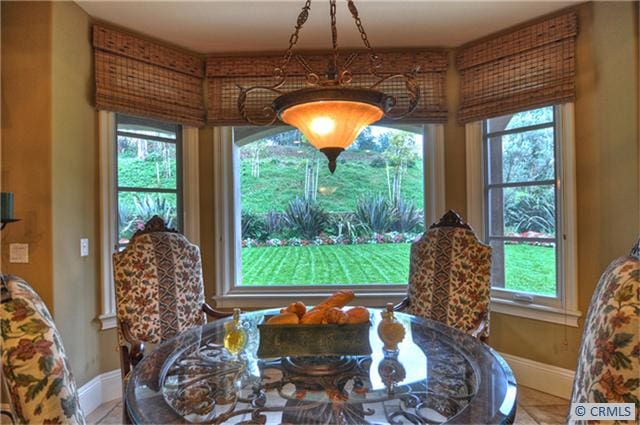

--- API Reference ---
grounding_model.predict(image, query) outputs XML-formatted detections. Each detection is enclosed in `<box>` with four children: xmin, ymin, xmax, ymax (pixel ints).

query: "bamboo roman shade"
<box><xmin>93</xmin><ymin>25</ymin><xmax>206</xmax><ymax>127</ymax></box>
<box><xmin>206</xmin><ymin>50</ymin><xmax>449</xmax><ymax>125</ymax></box>
<box><xmin>457</xmin><ymin>12</ymin><xmax>577</xmax><ymax>124</ymax></box>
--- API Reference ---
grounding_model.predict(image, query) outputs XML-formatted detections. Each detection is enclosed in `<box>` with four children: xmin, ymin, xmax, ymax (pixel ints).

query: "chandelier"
<box><xmin>238</xmin><ymin>0</ymin><xmax>420</xmax><ymax>173</ymax></box>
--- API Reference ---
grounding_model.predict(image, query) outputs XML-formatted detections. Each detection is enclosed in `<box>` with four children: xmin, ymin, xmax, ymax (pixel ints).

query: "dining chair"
<box><xmin>0</xmin><ymin>275</ymin><xmax>85</xmax><ymax>424</ymax></box>
<box><xmin>395</xmin><ymin>210</ymin><xmax>492</xmax><ymax>341</ymax></box>
<box><xmin>568</xmin><ymin>239</ymin><xmax>639</xmax><ymax>424</ymax></box>
<box><xmin>113</xmin><ymin>216</ymin><xmax>231</xmax><ymax>422</ymax></box>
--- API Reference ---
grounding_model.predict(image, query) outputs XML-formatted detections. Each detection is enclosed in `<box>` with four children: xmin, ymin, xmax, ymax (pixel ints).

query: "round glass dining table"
<box><xmin>125</xmin><ymin>309</ymin><xmax>517</xmax><ymax>424</ymax></box>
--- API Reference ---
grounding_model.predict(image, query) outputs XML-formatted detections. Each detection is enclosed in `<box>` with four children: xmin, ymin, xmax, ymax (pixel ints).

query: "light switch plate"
<box><xmin>9</xmin><ymin>243</ymin><xmax>29</xmax><ymax>263</ymax></box>
<box><xmin>80</xmin><ymin>238</ymin><xmax>89</xmax><ymax>257</ymax></box>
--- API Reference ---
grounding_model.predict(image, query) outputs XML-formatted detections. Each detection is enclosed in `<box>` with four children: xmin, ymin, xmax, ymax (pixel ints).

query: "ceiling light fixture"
<box><xmin>238</xmin><ymin>0</ymin><xmax>420</xmax><ymax>173</ymax></box>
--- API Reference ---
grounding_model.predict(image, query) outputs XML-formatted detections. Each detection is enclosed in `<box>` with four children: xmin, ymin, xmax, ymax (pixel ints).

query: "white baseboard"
<box><xmin>500</xmin><ymin>352</ymin><xmax>575</xmax><ymax>400</ymax></box>
<box><xmin>78</xmin><ymin>369</ymin><xmax>122</xmax><ymax>415</ymax></box>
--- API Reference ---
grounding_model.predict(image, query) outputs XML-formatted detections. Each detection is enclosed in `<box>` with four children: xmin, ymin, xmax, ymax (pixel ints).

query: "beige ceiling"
<box><xmin>77</xmin><ymin>0</ymin><xmax>582</xmax><ymax>54</ymax></box>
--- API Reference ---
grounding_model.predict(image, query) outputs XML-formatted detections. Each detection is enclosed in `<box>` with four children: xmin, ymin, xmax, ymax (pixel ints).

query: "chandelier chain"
<box><xmin>279</xmin><ymin>0</ymin><xmax>312</xmax><ymax>77</ymax></box>
<box><xmin>330</xmin><ymin>0</ymin><xmax>339</xmax><ymax>76</ymax></box>
<box><xmin>347</xmin><ymin>0</ymin><xmax>382</xmax><ymax>75</ymax></box>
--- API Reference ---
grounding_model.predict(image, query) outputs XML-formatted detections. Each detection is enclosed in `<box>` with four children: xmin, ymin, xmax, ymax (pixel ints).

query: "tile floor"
<box><xmin>86</xmin><ymin>385</ymin><xmax>569</xmax><ymax>424</ymax></box>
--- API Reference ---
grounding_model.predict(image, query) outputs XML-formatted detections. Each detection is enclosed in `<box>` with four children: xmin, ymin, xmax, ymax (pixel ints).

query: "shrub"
<box><xmin>505</xmin><ymin>189</ymin><xmax>555</xmax><ymax>234</ymax></box>
<box><xmin>392</xmin><ymin>198</ymin><xmax>423</xmax><ymax>233</ymax></box>
<box><xmin>241</xmin><ymin>210</ymin><xmax>266</xmax><ymax>240</ymax></box>
<box><xmin>283</xmin><ymin>197</ymin><xmax>330</xmax><ymax>240</ymax></box>
<box><xmin>369</xmin><ymin>157</ymin><xmax>386</xmax><ymax>168</ymax></box>
<box><xmin>355</xmin><ymin>195</ymin><xmax>397</xmax><ymax>234</ymax></box>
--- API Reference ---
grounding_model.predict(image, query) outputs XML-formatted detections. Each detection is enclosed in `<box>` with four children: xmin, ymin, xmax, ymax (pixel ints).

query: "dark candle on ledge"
<box><xmin>1</xmin><ymin>192</ymin><xmax>14</xmax><ymax>221</ymax></box>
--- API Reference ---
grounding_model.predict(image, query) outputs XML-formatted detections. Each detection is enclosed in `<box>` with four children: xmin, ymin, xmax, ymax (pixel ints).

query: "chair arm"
<box><xmin>202</xmin><ymin>302</ymin><xmax>233</xmax><ymax>320</ymax></box>
<box><xmin>470</xmin><ymin>314</ymin><xmax>489</xmax><ymax>343</ymax></box>
<box><xmin>120</xmin><ymin>320</ymin><xmax>145</xmax><ymax>369</ymax></box>
<box><xmin>393</xmin><ymin>297</ymin><xmax>410</xmax><ymax>312</ymax></box>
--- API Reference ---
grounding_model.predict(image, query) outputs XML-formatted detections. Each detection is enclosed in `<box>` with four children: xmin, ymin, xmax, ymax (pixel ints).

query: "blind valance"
<box><xmin>457</xmin><ymin>12</ymin><xmax>577</xmax><ymax>124</ymax></box>
<box><xmin>206</xmin><ymin>50</ymin><xmax>449</xmax><ymax>126</ymax></box>
<box><xmin>93</xmin><ymin>25</ymin><xmax>206</xmax><ymax>127</ymax></box>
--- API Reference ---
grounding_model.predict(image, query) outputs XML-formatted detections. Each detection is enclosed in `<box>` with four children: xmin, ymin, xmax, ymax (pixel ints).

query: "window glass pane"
<box><xmin>117</xmin><ymin>136</ymin><xmax>177</xmax><ymax>189</ymax></box>
<box><xmin>117</xmin><ymin>192</ymin><xmax>178</xmax><ymax>244</ymax></box>
<box><xmin>487</xmin><ymin>128</ymin><xmax>555</xmax><ymax>184</ymax></box>
<box><xmin>486</xmin><ymin>106</ymin><xmax>553</xmax><ymax>133</ymax></box>
<box><xmin>237</xmin><ymin>126</ymin><xmax>425</xmax><ymax>286</ymax></box>
<box><xmin>489</xmin><ymin>239</ymin><xmax>557</xmax><ymax>296</ymax></box>
<box><xmin>488</xmin><ymin>185</ymin><xmax>556</xmax><ymax>238</ymax></box>
<box><xmin>117</xmin><ymin>118</ymin><xmax>177</xmax><ymax>140</ymax></box>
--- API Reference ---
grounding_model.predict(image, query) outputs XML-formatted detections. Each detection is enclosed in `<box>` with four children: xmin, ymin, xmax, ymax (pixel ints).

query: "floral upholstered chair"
<box><xmin>0</xmin><ymin>275</ymin><xmax>85</xmax><ymax>424</ymax></box>
<box><xmin>395</xmin><ymin>210</ymin><xmax>492</xmax><ymax>341</ymax></box>
<box><xmin>569</xmin><ymin>239</ymin><xmax>639</xmax><ymax>424</ymax></box>
<box><xmin>113</xmin><ymin>216</ymin><xmax>231</xmax><ymax>377</ymax></box>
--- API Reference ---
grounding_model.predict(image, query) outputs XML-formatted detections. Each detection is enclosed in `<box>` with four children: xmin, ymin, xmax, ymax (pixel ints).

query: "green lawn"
<box><xmin>241</xmin><ymin>243</ymin><xmax>556</xmax><ymax>296</ymax></box>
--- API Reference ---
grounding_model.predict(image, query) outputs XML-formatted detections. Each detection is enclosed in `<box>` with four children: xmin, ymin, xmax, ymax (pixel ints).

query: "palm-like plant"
<box><xmin>283</xmin><ymin>197</ymin><xmax>329</xmax><ymax>240</ymax></box>
<box><xmin>355</xmin><ymin>195</ymin><xmax>397</xmax><ymax>234</ymax></box>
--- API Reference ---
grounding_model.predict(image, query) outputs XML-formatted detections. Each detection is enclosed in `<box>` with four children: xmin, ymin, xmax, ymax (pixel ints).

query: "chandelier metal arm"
<box><xmin>370</xmin><ymin>68</ymin><xmax>422</xmax><ymax>120</ymax></box>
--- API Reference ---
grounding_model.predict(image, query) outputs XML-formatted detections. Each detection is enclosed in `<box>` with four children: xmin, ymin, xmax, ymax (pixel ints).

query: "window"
<box><xmin>214</xmin><ymin>125</ymin><xmax>445</xmax><ymax>307</ymax></box>
<box><xmin>98</xmin><ymin>111</ymin><xmax>199</xmax><ymax>329</ymax></box>
<box><xmin>115</xmin><ymin>115</ymin><xmax>182</xmax><ymax>248</ymax></box>
<box><xmin>466</xmin><ymin>104</ymin><xmax>580</xmax><ymax>326</ymax></box>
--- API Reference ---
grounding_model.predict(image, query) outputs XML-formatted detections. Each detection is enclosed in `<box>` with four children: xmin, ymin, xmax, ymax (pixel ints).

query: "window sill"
<box><xmin>491</xmin><ymin>298</ymin><xmax>581</xmax><ymax>327</ymax></box>
<box><xmin>212</xmin><ymin>288</ymin><xmax>406</xmax><ymax>309</ymax></box>
<box><xmin>98</xmin><ymin>313</ymin><xmax>117</xmax><ymax>330</ymax></box>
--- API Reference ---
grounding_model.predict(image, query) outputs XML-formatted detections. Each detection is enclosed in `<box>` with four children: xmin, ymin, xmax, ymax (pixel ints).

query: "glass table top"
<box><xmin>126</xmin><ymin>309</ymin><xmax>517</xmax><ymax>424</ymax></box>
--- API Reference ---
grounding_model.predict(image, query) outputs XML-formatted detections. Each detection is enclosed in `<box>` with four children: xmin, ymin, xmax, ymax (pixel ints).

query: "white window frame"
<box><xmin>97</xmin><ymin>111</ymin><xmax>200</xmax><ymax>330</ymax></box>
<box><xmin>213</xmin><ymin>124</ymin><xmax>446</xmax><ymax>308</ymax></box>
<box><xmin>466</xmin><ymin>103</ymin><xmax>581</xmax><ymax>327</ymax></box>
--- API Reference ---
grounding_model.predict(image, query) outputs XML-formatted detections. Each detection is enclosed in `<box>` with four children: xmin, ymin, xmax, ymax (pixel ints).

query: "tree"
<box><xmin>353</xmin><ymin>127</ymin><xmax>377</xmax><ymax>151</ymax></box>
<box><xmin>382</xmin><ymin>132</ymin><xmax>417</xmax><ymax>204</ymax></box>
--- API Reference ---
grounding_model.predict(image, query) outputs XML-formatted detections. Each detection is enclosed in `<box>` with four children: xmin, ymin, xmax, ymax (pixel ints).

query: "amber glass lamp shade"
<box><xmin>274</xmin><ymin>88</ymin><xmax>386</xmax><ymax>173</ymax></box>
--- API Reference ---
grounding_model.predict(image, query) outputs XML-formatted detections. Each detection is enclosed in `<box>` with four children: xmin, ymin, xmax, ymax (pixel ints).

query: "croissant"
<box><xmin>266</xmin><ymin>312</ymin><xmax>299</xmax><ymax>325</ymax></box>
<box><xmin>345</xmin><ymin>306</ymin><xmax>370</xmax><ymax>324</ymax></box>
<box><xmin>281</xmin><ymin>301</ymin><xmax>307</xmax><ymax>319</ymax></box>
<box><xmin>324</xmin><ymin>307</ymin><xmax>348</xmax><ymax>325</ymax></box>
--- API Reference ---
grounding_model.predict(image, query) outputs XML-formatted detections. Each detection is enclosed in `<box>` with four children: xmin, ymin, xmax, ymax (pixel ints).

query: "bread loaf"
<box><xmin>345</xmin><ymin>306</ymin><xmax>370</xmax><ymax>324</ymax></box>
<box><xmin>266</xmin><ymin>312</ymin><xmax>299</xmax><ymax>325</ymax></box>
<box><xmin>309</xmin><ymin>290</ymin><xmax>355</xmax><ymax>313</ymax></box>
<box><xmin>300</xmin><ymin>309</ymin><xmax>326</xmax><ymax>324</ymax></box>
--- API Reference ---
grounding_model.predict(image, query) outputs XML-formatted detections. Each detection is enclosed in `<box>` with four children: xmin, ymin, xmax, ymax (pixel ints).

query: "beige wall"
<box><xmin>1</xmin><ymin>1</ymin><xmax>118</xmax><ymax>386</ymax></box>
<box><xmin>1</xmin><ymin>1</ymin><xmax>54</xmax><ymax>309</ymax></box>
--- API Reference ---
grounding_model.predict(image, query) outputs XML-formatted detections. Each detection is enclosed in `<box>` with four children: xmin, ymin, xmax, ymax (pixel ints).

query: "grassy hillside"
<box><xmin>239</xmin><ymin>147</ymin><xmax>425</xmax><ymax>213</ymax></box>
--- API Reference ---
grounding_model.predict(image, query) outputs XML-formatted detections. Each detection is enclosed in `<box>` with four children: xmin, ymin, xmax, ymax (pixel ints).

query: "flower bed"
<box><xmin>242</xmin><ymin>231</ymin><xmax>421</xmax><ymax>248</ymax></box>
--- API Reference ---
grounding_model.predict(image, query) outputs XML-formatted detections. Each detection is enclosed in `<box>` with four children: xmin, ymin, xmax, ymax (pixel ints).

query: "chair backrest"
<box><xmin>0</xmin><ymin>275</ymin><xmax>85</xmax><ymax>424</ymax></box>
<box><xmin>406</xmin><ymin>210</ymin><xmax>492</xmax><ymax>338</ymax></box>
<box><xmin>570</xmin><ymin>251</ymin><xmax>639</xmax><ymax>421</ymax></box>
<box><xmin>113</xmin><ymin>216</ymin><xmax>206</xmax><ymax>345</ymax></box>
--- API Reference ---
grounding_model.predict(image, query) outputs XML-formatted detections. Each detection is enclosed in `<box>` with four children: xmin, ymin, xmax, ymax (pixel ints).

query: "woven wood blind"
<box><xmin>206</xmin><ymin>50</ymin><xmax>448</xmax><ymax>125</ymax></box>
<box><xmin>93</xmin><ymin>25</ymin><xmax>206</xmax><ymax>127</ymax></box>
<box><xmin>457</xmin><ymin>12</ymin><xmax>577</xmax><ymax>124</ymax></box>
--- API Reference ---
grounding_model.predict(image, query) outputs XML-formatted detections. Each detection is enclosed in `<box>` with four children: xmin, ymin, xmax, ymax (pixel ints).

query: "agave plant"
<box><xmin>392</xmin><ymin>198</ymin><xmax>423</xmax><ymax>233</ymax></box>
<box><xmin>283</xmin><ymin>197</ymin><xmax>329</xmax><ymax>240</ymax></box>
<box><xmin>355</xmin><ymin>195</ymin><xmax>397</xmax><ymax>234</ymax></box>
<box><xmin>133</xmin><ymin>194</ymin><xmax>176</xmax><ymax>229</ymax></box>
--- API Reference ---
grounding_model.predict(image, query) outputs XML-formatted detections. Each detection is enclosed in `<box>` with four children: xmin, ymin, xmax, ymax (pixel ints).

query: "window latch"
<box><xmin>512</xmin><ymin>293</ymin><xmax>534</xmax><ymax>304</ymax></box>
